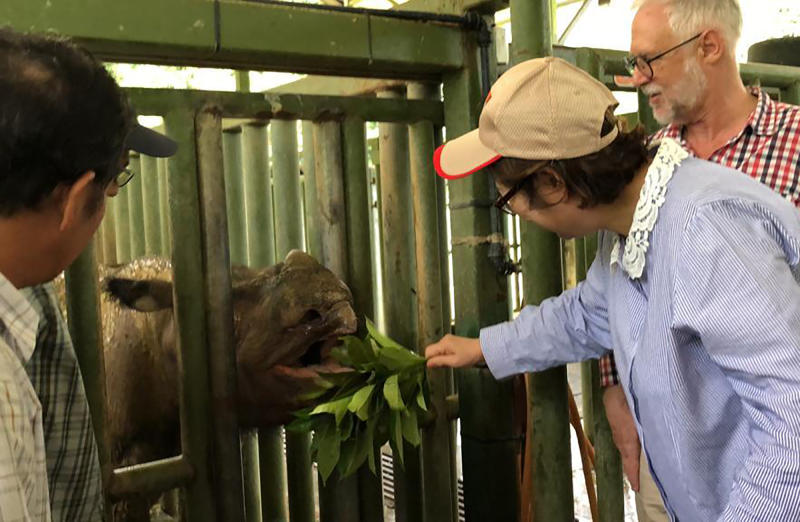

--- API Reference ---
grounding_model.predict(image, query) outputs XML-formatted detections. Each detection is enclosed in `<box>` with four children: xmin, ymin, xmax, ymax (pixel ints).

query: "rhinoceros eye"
<box><xmin>300</xmin><ymin>309</ymin><xmax>322</xmax><ymax>325</ymax></box>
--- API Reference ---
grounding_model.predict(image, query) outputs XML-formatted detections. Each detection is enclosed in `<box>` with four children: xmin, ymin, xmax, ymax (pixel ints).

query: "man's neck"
<box><xmin>0</xmin><ymin>215</ymin><xmax>56</xmax><ymax>288</ymax></box>
<box><xmin>681</xmin><ymin>74</ymin><xmax>758</xmax><ymax>159</ymax></box>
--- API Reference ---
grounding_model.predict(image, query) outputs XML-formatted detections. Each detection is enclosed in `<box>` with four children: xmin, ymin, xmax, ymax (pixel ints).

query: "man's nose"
<box><xmin>630</xmin><ymin>66</ymin><xmax>650</xmax><ymax>88</ymax></box>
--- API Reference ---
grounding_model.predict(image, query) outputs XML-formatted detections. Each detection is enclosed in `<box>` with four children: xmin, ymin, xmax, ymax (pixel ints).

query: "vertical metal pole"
<box><xmin>377</xmin><ymin>87</ymin><xmax>422</xmax><ymax>522</ymax></box>
<box><xmin>164</xmin><ymin>109</ymin><xmax>217</xmax><ymax>522</ymax></box>
<box><xmin>313</xmin><ymin>120</ymin><xmax>361</xmax><ymax>522</ymax></box>
<box><xmin>140</xmin><ymin>154</ymin><xmax>163</xmax><ymax>256</ymax></box>
<box><xmin>511</xmin><ymin>2</ymin><xmax>574</xmax><ymax>520</ymax></box>
<box><xmin>101</xmin><ymin>199</ymin><xmax>117</xmax><ymax>265</ymax></box>
<box><xmin>158</xmin><ymin>157</ymin><xmax>172</xmax><ymax>256</ymax></box>
<box><xmin>64</xmin><ymin>241</ymin><xmax>113</xmax><ymax>522</ymax></box>
<box><xmin>785</xmin><ymin>81</ymin><xmax>800</xmax><ymax>105</ymax></box>
<box><xmin>126</xmin><ymin>154</ymin><xmax>146</xmax><ymax>259</ymax></box>
<box><xmin>444</xmin><ymin>34</ymin><xmax>522</xmax><ymax>522</ymax></box>
<box><xmin>272</xmin><ymin>120</ymin><xmax>304</xmax><ymax>255</ymax></box>
<box><xmin>408</xmin><ymin>82</ymin><xmax>458</xmax><ymax>522</ymax></box>
<box><xmin>114</xmin><ymin>168</ymin><xmax>132</xmax><ymax>263</ymax></box>
<box><xmin>302</xmin><ymin>121</ymin><xmax>323</xmax><ymax>261</ymax></box>
<box><xmin>576</xmin><ymin>48</ymin><xmax>625</xmax><ymax>521</ymax></box>
<box><xmin>241</xmin><ymin>122</ymin><xmax>286</xmax><ymax>522</ymax></box>
<box><xmin>341</xmin><ymin>117</ymin><xmax>384</xmax><ymax>522</ymax></box>
<box><xmin>196</xmin><ymin>105</ymin><xmax>246</xmax><ymax>522</ymax></box>
<box><xmin>223</xmin><ymin>128</ymin><xmax>248</xmax><ymax>266</ymax></box>
<box><xmin>273</xmin><ymin>118</ymin><xmax>315</xmax><ymax>522</ymax></box>
<box><xmin>242</xmin><ymin>123</ymin><xmax>276</xmax><ymax>268</ymax></box>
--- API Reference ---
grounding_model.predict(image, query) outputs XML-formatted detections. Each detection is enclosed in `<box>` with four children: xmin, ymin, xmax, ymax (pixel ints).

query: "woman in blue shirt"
<box><xmin>428</xmin><ymin>56</ymin><xmax>800</xmax><ymax>521</ymax></box>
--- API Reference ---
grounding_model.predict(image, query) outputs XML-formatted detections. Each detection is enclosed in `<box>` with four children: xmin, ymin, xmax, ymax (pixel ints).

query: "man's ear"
<box><xmin>537</xmin><ymin>167</ymin><xmax>568</xmax><ymax>205</ymax></box>
<box><xmin>699</xmin><ymin>29</ymin><xmax>725</xmax><ymax>64</ymax></box>
<box><xmin>59</xmin><ymin>170</ymin><xmax>96</xmax><ymax>232</ymax></box>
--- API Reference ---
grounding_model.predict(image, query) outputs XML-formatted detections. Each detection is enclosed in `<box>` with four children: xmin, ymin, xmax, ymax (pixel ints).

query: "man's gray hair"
<box><xmin>635</xmin><ymin>0</ymin><xmax>742</xmax><ymax>56</ymax></box>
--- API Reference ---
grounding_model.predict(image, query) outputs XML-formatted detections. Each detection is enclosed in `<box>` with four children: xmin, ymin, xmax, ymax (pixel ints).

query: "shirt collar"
<box><xmin>610</xmin><ymin>138</ymin><xmax>689</xmax><ymax>279</ymax></box>
<box><xmin>747</xmin><ymin>87</ymin><xmax>780</xmax><ymax>137</ymax></box>
<box><xmin>0</xmin><ymin>273</ymin><xmax>39</xmax><ymax>364</ymax></box>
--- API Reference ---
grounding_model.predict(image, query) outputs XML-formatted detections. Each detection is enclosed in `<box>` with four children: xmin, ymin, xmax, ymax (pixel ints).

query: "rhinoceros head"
<box><xmin>104</xmin><ymin>250</ymin><xmax>357</xmax><ymax>427</ymax></box>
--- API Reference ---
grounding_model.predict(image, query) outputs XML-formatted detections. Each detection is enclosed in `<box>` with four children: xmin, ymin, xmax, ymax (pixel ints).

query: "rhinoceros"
<box><xmin>93</xmin><ymin>250</ymin><xmax>355</xmax><ymax>519</ymax></box>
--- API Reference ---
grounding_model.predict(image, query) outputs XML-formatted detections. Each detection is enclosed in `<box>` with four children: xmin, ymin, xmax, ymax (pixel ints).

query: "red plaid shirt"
<box><xmin>600</xmin><ymin>88</ymin><xmax>800</xmax><ymax>387</ymax></box>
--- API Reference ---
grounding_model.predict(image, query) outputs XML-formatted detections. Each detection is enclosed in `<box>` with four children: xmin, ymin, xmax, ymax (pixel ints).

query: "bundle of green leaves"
<box><xmin>288</xmin><ymin>319</ymin><xmax>429</xmax><ymax>483</ymax></box>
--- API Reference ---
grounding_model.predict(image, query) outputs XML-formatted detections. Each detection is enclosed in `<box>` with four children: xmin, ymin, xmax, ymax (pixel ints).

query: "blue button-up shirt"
<box><xmin>481</xmin><ymin>140</ymin><xmax>800</xmax><ymax>521</ymax></box>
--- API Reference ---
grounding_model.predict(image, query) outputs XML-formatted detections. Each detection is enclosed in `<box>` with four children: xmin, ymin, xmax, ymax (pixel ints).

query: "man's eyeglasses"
<box><xmin>624</xmin><ymin>33</ymin><xmax>702</xmax><ymax>80</ymax></box>
<box><xmin>115</xmin><ymin>167</ymin><xmax>135</xmax><ymax>188</ymax></box>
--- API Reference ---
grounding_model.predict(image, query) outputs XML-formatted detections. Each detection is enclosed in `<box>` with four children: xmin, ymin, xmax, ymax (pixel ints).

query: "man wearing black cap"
<box><xmin>0</xmin><ymin>28</ymin><xmax>176</xmax><ymax>520</ymax></box>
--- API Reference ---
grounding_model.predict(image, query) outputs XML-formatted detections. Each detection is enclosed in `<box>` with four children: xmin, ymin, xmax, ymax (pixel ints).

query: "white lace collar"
<box><xmin>610</xmin><ymin>138</ymin><xmax>688</xmax><ymax>279</ymax></box>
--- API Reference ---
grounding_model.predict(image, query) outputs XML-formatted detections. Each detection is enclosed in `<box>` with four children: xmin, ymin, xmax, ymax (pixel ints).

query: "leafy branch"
<box><xmin>288</xmin><ymin>319</ymin><xmax>429</xmax><ymax>483</ymax></box>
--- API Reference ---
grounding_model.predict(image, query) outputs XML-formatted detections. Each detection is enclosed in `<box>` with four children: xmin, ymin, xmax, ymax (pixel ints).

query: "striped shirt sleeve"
<box><xmin>671</xmin><ymin>201</ymin><xmax>800</xmax><ymax>520</ymax></box>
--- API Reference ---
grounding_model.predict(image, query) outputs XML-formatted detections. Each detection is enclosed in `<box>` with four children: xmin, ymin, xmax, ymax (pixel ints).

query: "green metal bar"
<box><xmin>443</xmin><ymin>37</ymin><xmax>521</xmax><ymax>522</ymax></box>
<box><xmin>101</xmin><ymin>199</ymin><xmax>117</xmax><ymax>265</ymax></box>
<box><xmin>125</xmin><ymin>89</ymin><xmax>444</xmax><ymax>126</ymax></box>
<box><xmin>164</xmin><ymin>109</ymin><xmax>216</xmax><ymax>522</ymax></box>
<box><xmin>511</xmin><ymin>1</ymin><xmax>574</xmax><ymax>520</ymax></box>
<box><xmin>272</xmin><ymin>120</ymin><xmax>305</xmax><ymax>257</ymax></box>
<box><xmin>64</xmin><ymin>241</ymin><xmax>113</xmax><ymax>521</ymax></box>
<box><xmin>341</xmin><ymin>117</ymin><xmax>384</xmax><ymax>522</ymax></box>
<box><xmin>272</xmin><ymin>118</ymin><xmax>316</xmax><ymax>522</ymax></box>
<box><xmin>158</xmin><ymin>157</ymin><xmax>172</xmax><ymax>257</ymax></box>
<box><xmin>302</xmin><ymin>121</ymin><xmax>323</xmax><ymax>261</ymax></box>
<box><xmin>575</xmin><ymin>45</ymin><xmax>625</xmax><ymax>522</ymax></box>
<box><xmin>785</xmin><ymin>81</ymin><xmax>800</xmax><ymax>105</ymax></box>
<box><xmin>109</xmin><ymin>455</ymin><xmax>194</xmax><ymax>501</ymax></box>
<box><xmin>241</xmin><ymin>124</ymin><xmax>288</xmax><ymax>522</ymax></box>
<box><xmin>114</xmin><ymin>170</ymin><xmax>132</xmax><ymax>263</ymax></box>
<box><xmin>140</xmin><ymin>154</ymin><xmax>163</xmax><ymax>256</ymax></box>
<box><xmin>223</xmin><ymin>128</ymin><xmax>248</xmax><ymax>266</ymax></box>
<box><xmin>242</xmin><ymin>123</ymin><xmax>276</xmax><ymax>268</ymax></box>
<box><xmin>126</xmin><ymin>154</ymin><xmax>146</xmax><ymax>259</ymax></box>
<box><xmin>1</xmin><ymin>0</ymin><xmax>463</xmax><ymax>77</ymax></box>
<box><xmin>196</xmin><ymin>104</ymin><xmax>246</xmax><ymax>522</ymax></box>
<box><xmin>234</xmin><ymin>77</ymin><xmax>263</xmax><ymax>522</ymax></box>
<box><xmin>313</xmin><ymin>120</ymin><xmax>362</xmax><ymax>522</ymax></box>
<box><xmin>408</xmin><ymin>82</ymin><xmax>458</xmax><ymax>522</ymax></box>
<box><xmin>377</xmin><ymin>88</ymin><xmax>422</xmax><ymax>522</ymax></box>
<box><xmin>236</xmin><ymin>70</ymin><xmax>251</xmax><ymax>93</ymax></box>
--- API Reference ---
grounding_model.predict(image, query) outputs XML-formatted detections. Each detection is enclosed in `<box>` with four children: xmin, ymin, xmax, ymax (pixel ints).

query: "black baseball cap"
<box><xmin>125</xmin><ymin>123</ymin><xmax>178</xmax><ymax>158</ymax></box>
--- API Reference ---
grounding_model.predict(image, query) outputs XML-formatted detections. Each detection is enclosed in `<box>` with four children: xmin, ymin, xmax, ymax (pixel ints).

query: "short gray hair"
<box><xmin>635</xmin><ymin>0</ymin><xmax>742</xmax><ymax>55</ymax></box>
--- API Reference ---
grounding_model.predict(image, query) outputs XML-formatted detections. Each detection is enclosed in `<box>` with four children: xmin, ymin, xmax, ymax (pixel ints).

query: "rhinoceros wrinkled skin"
<box><xmin>89</xmin><ymin>250</ymin><xmax>355</xmax><ymax>519</ymax></box>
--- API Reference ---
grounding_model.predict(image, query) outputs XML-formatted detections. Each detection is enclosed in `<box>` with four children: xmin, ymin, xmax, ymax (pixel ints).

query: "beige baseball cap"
<box><xmin>433</xmin><ymin>56</ymin><xmax>620</xmax><ymax>179</ymax></box>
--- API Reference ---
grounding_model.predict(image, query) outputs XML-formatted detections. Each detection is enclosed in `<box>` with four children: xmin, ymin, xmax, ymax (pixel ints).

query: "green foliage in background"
<box><xmin>288</xmin><ymin>319</ymin><xmax>429</xmax><ymax>483</ymax></box>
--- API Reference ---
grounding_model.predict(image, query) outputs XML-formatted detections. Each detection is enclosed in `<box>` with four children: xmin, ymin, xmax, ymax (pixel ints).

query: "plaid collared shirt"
<box><xmin>22</xmin><ymin>284</ymin><xmax>104</xmax><ymax>522</ymax></box>
<box><xmin>0</xmin><ymin>273</ymin><xmax>50</xmax><ymax>522</ymax></box>
<box><xmin>600</xmin><ymin>88</ymin><xmax>800</xmax><ymax>387</ymax></box>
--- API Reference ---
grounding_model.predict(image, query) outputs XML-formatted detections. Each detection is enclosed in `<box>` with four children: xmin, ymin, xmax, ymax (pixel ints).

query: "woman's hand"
<box><xmin>425</xmin><ymin>334</ymin><xmax>485</xmax><ymax>368</ymax></box>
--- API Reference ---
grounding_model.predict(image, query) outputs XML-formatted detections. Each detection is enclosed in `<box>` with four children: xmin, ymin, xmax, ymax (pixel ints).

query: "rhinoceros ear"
<box><xmin>104</xmin><ymin>278</ymin><xmax>174</xmax><ymax>312</ymax></box>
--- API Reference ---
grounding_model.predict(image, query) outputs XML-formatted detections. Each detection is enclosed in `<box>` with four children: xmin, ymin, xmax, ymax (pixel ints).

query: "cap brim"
<box><xmin>125</xmin><ymin>124</ymin><xmax>178</xmax><ymax>158</ymax></box>
<box><xmin>433</xmin><ymin>128</ymin><xmax>501</xmax><ymax>180</ymax></box>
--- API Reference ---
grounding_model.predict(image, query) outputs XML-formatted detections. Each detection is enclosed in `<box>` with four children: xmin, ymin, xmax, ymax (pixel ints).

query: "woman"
<box><xmin>427</xmin><ymin>56</ymin><xmax>800</xmax><ymax>521</ymax></box>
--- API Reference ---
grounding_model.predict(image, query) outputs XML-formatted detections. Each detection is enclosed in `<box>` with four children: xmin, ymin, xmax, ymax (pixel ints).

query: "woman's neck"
<box><xmin>598</xmin><ymin>160</ymin><xmax>650</xmax><ymax>237</ymax></box>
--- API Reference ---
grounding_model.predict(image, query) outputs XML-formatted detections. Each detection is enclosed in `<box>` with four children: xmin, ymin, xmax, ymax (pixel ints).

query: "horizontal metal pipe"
<box><xmin>109</xmin><ymin>455</ymin><xmax>194</xmax><ymax>501</ymax></box>
<box><xmin>125</xmin><ymin>89</ymin><xmax>444</xmax><ymax>125</ymax></box>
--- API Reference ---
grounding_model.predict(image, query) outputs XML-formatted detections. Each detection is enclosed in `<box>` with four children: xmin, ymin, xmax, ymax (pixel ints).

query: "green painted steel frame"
<box><xmin>1</xmin><ymin>0</ymin><xmax>463</xmax><ymax>78</ymax></box>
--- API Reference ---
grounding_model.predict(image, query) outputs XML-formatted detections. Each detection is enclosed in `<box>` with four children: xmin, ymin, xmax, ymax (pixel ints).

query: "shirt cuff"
<box><xmin>479</xmin><ymin>322</ymin><xmax>519</xmax><ymax>380</ymax></box>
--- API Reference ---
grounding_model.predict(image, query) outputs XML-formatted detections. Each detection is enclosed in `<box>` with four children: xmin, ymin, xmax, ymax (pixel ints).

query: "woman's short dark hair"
<box><xmin>487</xmin><ymin>117</ymin><xmax>650</xmax><ymax>209</ymax></box>
<box><xmin>0</xmin><ymin>28</ymin><xmax>133</xmax><ymax>216</ymax></box>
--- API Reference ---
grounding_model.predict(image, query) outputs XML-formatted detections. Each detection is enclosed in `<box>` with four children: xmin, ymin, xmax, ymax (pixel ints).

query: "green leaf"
<box><xmin>401</xmin><ymin>410</ymin><xmax>421</xmax><ymax>446</ymax></box>
<box><xmin>344</xmin><ymin>335</ymin><xmax>378</xmax><ymax>367</ymax></box>
<box><xmin>311</xmin><ymin>396</ymin><xmax>351</xmax><ymax>426</ymax></box>
<box><xmin>383</xmin><ymin>375</ymin><xmax>404</xmax><ymax>411</ymax></box>
<box><xmin>376</xmin><ymin>344</ymin><xmax>425</xmax><ymax>373</ymax></box>
<box><xmin>348</xmin><ymin>384</ymin><xmax>375</xmax><ymax>416</ymax></box>
<box><xmin>315</xmin><ymin>419</ymin><xmax>341</xmax><ymax>484</ymax></box>
<box><xmin>390</xmin><ymin>409</ymin><xmax>404</xmax><ymax>466</ymax></box>
<box><xmin>367</xmin><ymin>417</ymin><xmax>379</xmax><ymax>474</ymax></box>
<box><xmin>416</xmin><ymin>389</ymin><xmax>427</xmax><ymax>412</ymax></box>
<box><xmin>366</xmin><ymin>318</ymin><xmax>406</xmax><ymax>350</ymax></box>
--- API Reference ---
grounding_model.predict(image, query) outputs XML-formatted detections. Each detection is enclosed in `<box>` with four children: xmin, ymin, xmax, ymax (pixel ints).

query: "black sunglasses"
<box><xmin>624</xmin><ymin>33</ymin><xmax>702</xmax><ymax>80</ymax></box>
<box><xmin>493</xmin><ymin>162</ymin><xmax>563</xmax><ymax>215</ymax></box>
<box><xmin>114</xmin><ymin>167</ymin><xmax>135</xmax><ymax>188</ymax></box>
